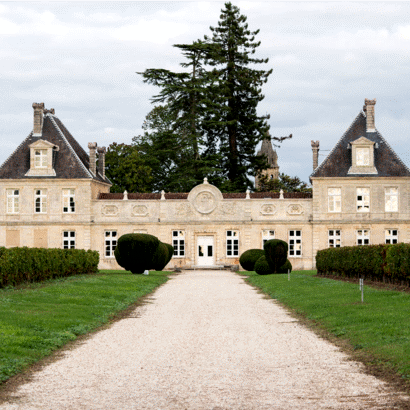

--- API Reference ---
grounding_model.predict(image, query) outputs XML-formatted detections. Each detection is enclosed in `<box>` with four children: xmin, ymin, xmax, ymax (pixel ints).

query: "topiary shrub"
<box><xmin>239</xmin><ymin>249</ymin><xmax>265</xmax><ymax>271</ymax></box>
<box><xmin>277</xmin><ymin>259</ymin><xmax>292</xmax><ymax>274</ymax></box>
<box><xmin>151</xmin><ymin>242</ymin><xmax>170</xmax><ymax>271</ymax></box>
<box><xmin>264</xmin><ymin>239</ymin><xmax>288</xmax><ymax>273</ymax></box>
<box><xmin>165</xmin><ymin>243</ymin><xmax>174</xmax><ymax>266</ymax></box>
<box><xmin>114</xmin><ymin>233</ymin><xmax>159</xmax><ymax>274</ymax></box>
<box><xmin>254</xmin><ymin>255</ymin><xmax>272</xmax><ymax>275</ymax></box>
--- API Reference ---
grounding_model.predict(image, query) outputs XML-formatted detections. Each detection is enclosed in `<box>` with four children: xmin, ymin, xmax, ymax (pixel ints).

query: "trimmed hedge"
<box><xmin>239</xmin><ymin>249</ymin><xmax>265</xmax><ymax>271</ymax></box>
<box><xmin>316</xmin><ymin>243</ymin><xmax>410</xmax><ymax>285</ymax></box>
<box><xmin>254</xmin><ymin>255</ymin><xmax>272</xmax><ymax>275</ymax></box>
<box><xmin>0</xmin><ymin>247</ymin><xmax>99</xmax><ymax>288</ymax></box>
<box><xmin>278</xmin><ymin>259</ymin><xmax>292</xmax><ymax>274</ymax></box>
<box><xmin>264</xmin><ymin>239</ymin><xmax>288</xmax><ymax>273</ymax></box>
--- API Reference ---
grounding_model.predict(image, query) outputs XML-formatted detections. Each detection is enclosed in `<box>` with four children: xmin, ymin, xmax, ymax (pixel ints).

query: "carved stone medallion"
<box><xmin>260</xmin><ymin>204</ymin><xmax>276</xmax><ymax>215</ymax></box>
<box><xmin>193</xmin><ymin>191</ymin><xmax>217</xmax><ymax>214</ymax></box>
<box><xmin>132</xmin><ymin>205</ymin><xmax>149</xmax><ymax>217</ymax></box>
<box><xmin>102</xmin><ymin>205</ymin><xmax>119</xmax><ymax>216</ymax></box>
<box><xmin>287</xmin><ymin>204</ymin><xmax>304</xmax><ymax>215</ymax></box>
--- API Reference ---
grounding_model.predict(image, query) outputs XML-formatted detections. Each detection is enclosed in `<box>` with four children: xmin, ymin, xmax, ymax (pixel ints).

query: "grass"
<box><xmin>0</xmin><ymin>270</ymin><xmax>170</xmax><ymax>384</ymax></box>
<box><xmin>241</xmin><ymin>270</ymin><xmax>410</xmax><ymax>390</ymax></box>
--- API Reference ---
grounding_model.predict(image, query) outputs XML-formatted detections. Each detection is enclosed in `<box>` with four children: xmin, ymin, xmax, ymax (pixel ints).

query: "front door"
<box><xmin>197</xmin><ymin>236</ymin><xmax>214</xmax><ymax>266</ymax></box>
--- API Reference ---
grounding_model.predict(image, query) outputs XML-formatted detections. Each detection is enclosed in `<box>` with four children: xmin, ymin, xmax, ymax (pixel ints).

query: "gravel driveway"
<box><xmin>1</xmin><ymin>270</ymin><xmax>409</xmax><ymax>409</ymax></box>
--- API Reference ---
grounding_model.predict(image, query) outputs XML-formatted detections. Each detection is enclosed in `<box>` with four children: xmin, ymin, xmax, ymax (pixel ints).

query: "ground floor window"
<box><xmin>173</xmin><ymin>230</ymin><xmax>185</xmax><ymax>257</ymax></box>
<box><xmin>385</xmin><ymin>229</ymin><xmax>398</xmax><ymax>244</ymax></box>
<box><xmin>357</xmin><ymin>229</ymin><xmax>370</xmax><ymax>245</ymax></box>
<box><xmin>226</xmin><ymin>230</ymin><xmax>239</xmax><ymax>257</ymax></box>
<box><xmin>289</xmin><ymin>230</ymin><xmax>302</xmax><ymax>257</ymax></box>
<box><xmin>63</xmin><ymin>231</ymin><xmax>75</xmax><ymax>249</ymax></box>
<box><xmin>328</xmin><ymin>230</ymin><xmax>341</xmax><ymax>248</ymax></box>
<box><xmin>262</xmin><ymin>230</ymin><xmax>275</xmax><ymax>246</ymax></box>
<box><xmin>105</xmin><ymin>231</ymin><xmax>117</xmax><ymax>257</ymax></box>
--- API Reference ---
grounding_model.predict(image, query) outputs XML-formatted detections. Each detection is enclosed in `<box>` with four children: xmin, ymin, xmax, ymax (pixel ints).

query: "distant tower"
<box><xmin>255</xmin><ymin>136</ymin><xmax>279</xmax><ymax>189</ymax></box>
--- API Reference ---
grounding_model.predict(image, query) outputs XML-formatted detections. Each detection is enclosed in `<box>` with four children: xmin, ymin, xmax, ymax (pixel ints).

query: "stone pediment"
<box><xmin>29</xmin><ymin>139</ymin><xmax>59</xmax><ymax>150</ymax></box>
<box><xmin>188</xmin><ymin>178</ymin><xmax>223</xmax><ymax>215</ymax></box>
<box><xmin>350</xmin><ymin>136</ymin><xmax>374</xmax><ymax>146</ymax></box>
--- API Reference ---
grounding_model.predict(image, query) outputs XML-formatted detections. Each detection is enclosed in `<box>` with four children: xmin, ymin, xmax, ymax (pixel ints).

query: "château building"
<box><xmin>0</xmin><ymin>99</ymin><xmax>408</xmax><ymax>271</ymax></box>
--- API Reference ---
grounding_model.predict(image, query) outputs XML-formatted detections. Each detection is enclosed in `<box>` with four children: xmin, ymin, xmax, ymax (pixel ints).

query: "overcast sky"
<box><xmin>1</xmin><ymin>1</ymin><xmax>410</xmax><ymax>188</ymax></box>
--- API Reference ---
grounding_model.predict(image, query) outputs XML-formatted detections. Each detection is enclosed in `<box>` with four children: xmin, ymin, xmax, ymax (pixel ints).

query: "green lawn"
<box><xmin>242</xmin><ymin>270</ymin><xmax>410</xmax><ymax>386</ymax></box>
<box><xmin>0</xmin><ymin>270</ymin><xmax>170</xmax><ymax>384</ymax></box>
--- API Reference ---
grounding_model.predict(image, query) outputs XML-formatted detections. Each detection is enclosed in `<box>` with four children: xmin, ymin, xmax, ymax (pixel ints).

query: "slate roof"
<box><xmin>310</xmin><ymin>110</ymin><xmax>410</xmax><ymax>181</ymax></box>
<box><xmin>98</xmin><ymin>192</ymin><xmax>312</xmax><ymax>200</ymax></box>
<box><xmin>0</xmin><ymin>113</ymin><xmax>110</xmax><ymax>183</ymax></box>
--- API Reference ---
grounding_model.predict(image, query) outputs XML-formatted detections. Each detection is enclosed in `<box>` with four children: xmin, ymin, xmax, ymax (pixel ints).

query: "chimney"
<box><xmin>364</xmin><ymin>98</ymin><xmax>376</xmax><ymax>132</ymax></box>
<box><xmin>311</xmin><ymin>140</ymin><xmax>320</xmax><ymax>170</ymax></box>
<box><xmin>32</xmin><ymin>102</ymin><xmax>45</xmax><ymax>136</ymax></box>
<box><xmin>88</xmin><ymin>142</ymin><xmax>97</xmax><ymax>176</ymax></box>
<box><xmin>97</xmin><ymin>146</ymin><xmax>106</xmax><ymax>178</ymax></box>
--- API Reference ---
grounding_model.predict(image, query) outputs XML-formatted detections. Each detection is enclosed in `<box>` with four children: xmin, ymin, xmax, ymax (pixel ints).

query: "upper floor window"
<box><xmin>35</xmin><ymin>189</ymin><xmax>47</xmax><ymax>213</ymax></box>
<box><xmin>289</xmin><ymin>230</ymin><xmax>302</xmax><ymax>257</ymax></box>
<box><xmin>173</xmin><ymin>230</ymin><xmax>185</xmax><ymax>257</ymax></box>
<box><xmin>357</xmin><ymin>188</ymin><xmax>370</xmax><ymax>212</ymax></box>
<box><xmin>63</xmin><ymin>189</ymin><xmax>75</xmax><ymax>213</ymax></box>
<box><xmin>6</xmin><ymin>189</ymin><xmax>19</xmax><ymax>214</ymax></box>
<box><xmin>34</xmin><ymin>149</ymin><xmax>48</xmax><ymax>168</ymax></box>
<box><xmin>262</xmin><ymin>230</ymin><xmax>275</xmax><ymax>246</ymax></box>
<box><xmin>328</xmin><ymin>188</ymin><xmax>341</xmax><ymax>212</ymax></box>
<box><xmin>356</xmin><ymin>147</ymin><xmax>370</xmax><ymax>166</ymax></box>
<box><xmin>226</xmin><ymin>230</ymin><xmax>239</xmax><ymax>257</ymax></box>
<box><xmin>347</xmin><ymin>136</ymin><xmax>377</xmax><ymax>175</ymax></box>
<box><xmin>385</xmin><ymin>188</ymin><xmax>398</xmax><ymax>212</ymax></box>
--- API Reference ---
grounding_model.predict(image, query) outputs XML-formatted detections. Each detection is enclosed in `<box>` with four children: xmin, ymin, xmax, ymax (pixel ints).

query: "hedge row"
<box><xmin>316</xmin><ymin>243</ymin><xmax>410</xmax><ymax>285</ymax></box>
<box><xmin>0</xmin><ymin>247</ymin><xmax>99</xmax><ymax>288</ymax></box>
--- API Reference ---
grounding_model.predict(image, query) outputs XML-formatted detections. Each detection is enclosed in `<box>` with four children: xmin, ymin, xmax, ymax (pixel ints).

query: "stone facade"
<box><xmin>1</xmin><ymin>100</ymin><xmax>409</xmax><ymax>271</ymax></box>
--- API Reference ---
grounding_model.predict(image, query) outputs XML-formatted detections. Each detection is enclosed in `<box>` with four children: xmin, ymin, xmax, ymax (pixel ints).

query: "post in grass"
<box><xmin>288</xmin><ymin>269</ymin><xmax>290</xmax><ymax>281</ymax></box>
<box><xmin>359</xmin><ymin>278</ymin><xmax>364</xmax><ymax>303</ymax></box>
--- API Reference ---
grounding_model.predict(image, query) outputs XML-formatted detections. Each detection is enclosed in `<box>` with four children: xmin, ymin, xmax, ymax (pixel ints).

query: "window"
<box><xmin>226</xmin><ymin>230</ymin><xmax>239</xmax><ymax>257</ymax></box>
<box><xmin>357</xmin><ymin>229</ymin><xmax>370</xmax><ymax>246</ymax></box>
<box><xmin>385</xmin><ymin>229</ymin><xmax>398</xmax><ymax>244</ymax></box>
<box><xmin>356</xmin><ymin>147</ymin><xmax>370</xmax><ymax>166</ymax></box>
<box><xmin>172</xmin><ymin>231</ymin><xmax>185</xmax><ymax>257</ymax></box>
<box><xmin>63</xmin><ymin>231</ymin><xmax>76</xmax><ymax>249</ymax></box>
<box><xmin>357</xmin><ymin>188</ymin><xmax>370</xmax><ymax>212</ymax></box>
<box><xmin>289</xmin><ymin>230</ymin><xmax>302</xmax><ymax>257</ymax></box>
<box><xmin>34</xmin><ymin>189</ymin><xmax>47</xmax><ymax>213</ymax></box>
<box><xmin>6</xmin><ymin>189</ymin><xmax>19</xmax><ymax>214</ymax></box>
<box><xmin>328</xmin><ymin>230</ymin><xmax>341</xmax><ymax>248</ymax></box>
<box><xmin>63</xmin><ymin>189</ymin><xmax>75</xmax><ymax>213</ymax></box>
<box><xmin>34</xmin><ymin>149</ymin><xmax>48</xmax><ymax>168</ymax></box>
<box><xmin>262</xmin><ymin>230</ymin><xmax>275</xmax><ymax>246</ymax></box>
<box><xmin>385</xmin><ymin>188</ymin><xmax>398</xmax><ymax>212</ymax></box>
<box><xmin>328</xmin><ymin>188</ymin><xmax>341</xmax><ymax>212</ymax></box>
<box><xmin>105</xmin><ymin>231</ymin><xmax>117</xmax><ymax>257</ymax></box>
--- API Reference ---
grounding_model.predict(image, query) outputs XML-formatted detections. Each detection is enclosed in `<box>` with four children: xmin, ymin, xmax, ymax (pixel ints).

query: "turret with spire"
<box><xmin>255</xmin><ymin>134</ymin><xmax>279</xmax><ymax>189</ymax></box>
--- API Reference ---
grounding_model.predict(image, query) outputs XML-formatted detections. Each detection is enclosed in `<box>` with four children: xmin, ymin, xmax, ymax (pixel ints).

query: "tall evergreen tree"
<box><xmin>203</xmin><ymin>2</ymin><xmax>277</xmax><ymax>191</ymax></box>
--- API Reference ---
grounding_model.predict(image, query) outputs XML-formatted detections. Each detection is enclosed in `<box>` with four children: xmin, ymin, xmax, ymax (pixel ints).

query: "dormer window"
<box><xmin>25</xmin><ymin>139</ymin><xmax>59</xmax><ymax>177</ymax></box>
<box><xmin>347</xmin><ymin>136</ymin><xmax>377</xmax><ymax>175</ymax></box>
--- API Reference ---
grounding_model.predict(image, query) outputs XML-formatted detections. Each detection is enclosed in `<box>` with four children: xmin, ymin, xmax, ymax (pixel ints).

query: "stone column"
<box><xmin>88</xmin><ymin>142</ymin><xmax>97</xmax><ymax>176</ymax></box>
<box><xmin>364</xmin><ymin>98</ymin><xmax>376</xmax><ymax>132</ymax></box>
<box><xmin>97</xmin><ymin>146</ymin><xmax>106</xmax><ymax>178</ymax></box>
<box><xmin>311</xmin><ymin>140</ymin><xmax>320</xmax><ymax>171</ymax></box>
<box><xmin>32</xmin><ymin>102</ymin><xmax>45</xmax><ymax>136</ymax></box>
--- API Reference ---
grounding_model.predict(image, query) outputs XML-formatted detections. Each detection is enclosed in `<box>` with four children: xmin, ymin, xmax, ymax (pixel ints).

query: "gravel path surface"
<box><xmin>1</xmin><ymin>270</ymin><xmax>409</xmax><ymax>409</ymax></box>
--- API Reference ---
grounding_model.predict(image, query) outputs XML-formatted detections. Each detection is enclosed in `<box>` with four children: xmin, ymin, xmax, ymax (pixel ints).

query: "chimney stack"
<box><xmin>32</xmin><ymin>102</ymin><xmax>45</xmax><ymax>136</ymax></box>
<box><xmin>88</xmin><ymin>142</ymin><xmax>97</xmax><ymax>176</ymax></box>
<box><xmin>97</xmin><ymin>146</ymin><xmax>106</xmax><ymax>178</ymax></box>
<box><xmin>311</xmin><ymin>140</ymin><xmax>320</xmax><ymax>170</ymax></box>
<box><xmin>364</xmin><ymin>98</ymin><xmax>376</xmax><ymax>132</ymax></box>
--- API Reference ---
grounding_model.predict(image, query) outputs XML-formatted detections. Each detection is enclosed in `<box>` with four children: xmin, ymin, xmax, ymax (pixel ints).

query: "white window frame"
<box><xmin>385</xmin><ymin>229</ymin><xmax>398</xmax><ymax>244</ymax></box>
<box><xmin>172</xmin><ymin>230</ymin><xmax>185</xmax><ymax>257</ymax></box>
<box><xmin>328</xmin><ymin>188</ymin><xmax>341</xmax><ymax>212</ymax></box>
<box><xmin>289</xmin><ymin>230</ymin><xmax>302</xmax><ymax>257</ymax></box>
<box><xmin>357</xmin><ymin>188</ymin><xmax>370</xmax><ymax>212</ymax></box>
<box><xmin>262</xmin><ymin>229</ymin><xmax>275</xmax><ymax>246</ymax></box>
<box><xmin>226</xmin><ymin>230</ymin><xmax>239</xmax><ymax>257</ymax></box>
<box><xmin>63</xmin><ymin>189</ymin><xmax>76</xmax><ymax>213</ymax></box>
<box><xmin>385</xmin><ymin>188</ymin><xmax>398</xmax><ymax>212</ymax></box>
<box><xmin>328</xmin><ymin>229</ymin><xmax>341</xmax><ymax>248</ymax></box>
<box><xmin>357</xmin><ymin>229</ymin><xmax>370</xmax><ymax>246</ymax></box>
<box><xmin>105</xmin><ymin>231</ymin><xmax>117</xmax><ymax>257</ymax></box>
<box><xmin>63</xmin><ymin>231</ymin><xmax>76</xmax><ymax>249</ymax></box>
<box><xmin>34</xmin><ymin>189</ymin><xmax>47</xmax><ymax>213</ymax></box>
<box><xmin>6</xmin><ymin>189</ymin><xmax>19</xmax><ymax>214</ymax></box>
<box><xmin>356</xmin><ymin>147</ymin><xmax>370</xmax><ymax>166</ymax></box>
<box><xmin>34</xmin><ymin>149</ymin><xmax>48</xmax><ymax>168</ymax></box>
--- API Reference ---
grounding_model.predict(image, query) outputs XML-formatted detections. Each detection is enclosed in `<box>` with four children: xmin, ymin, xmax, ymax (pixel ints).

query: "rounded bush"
<box><xmin>277</xmin><ymin>259</ymin><xmax>292</xmax><ymax>274</ymax></box>
<box><xmin>151</xmin><ymin>242</ymin><xmax>170</xmax><ymax>271</ymax></box>
<box><xmin>254</xmin><ymin>255</ymin><xmax>272</xmax><ymax>275</ymax></box>
<box><xmin>165</xmin><ymin>243</ymin><xmax>174</xmax><ymax>266</ymax></box>
<box><xmin>264</xmin><ymin>239</ymin><xmax>288</xmax><ymax>273</ymax></box>
<box><xmin>239</xmin><ymin>249</ymin><xmax>265</xmax><ymax>271</ymax></box>
<box><xmin>114</xmin><ymin>233</ymin><xmax>160</xmax><ymax>274</ymax></box>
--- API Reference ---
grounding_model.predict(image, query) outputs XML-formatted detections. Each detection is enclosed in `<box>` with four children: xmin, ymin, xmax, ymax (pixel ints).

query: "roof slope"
<box><xmin>310</xmin><ymin>111</ymin><xmax>410</xmax><ymax>180</ymax></box>
<box><xmin>0</xmin><ymin>113</ymin><xmax>110</xmax><ymax>183</ymax></box>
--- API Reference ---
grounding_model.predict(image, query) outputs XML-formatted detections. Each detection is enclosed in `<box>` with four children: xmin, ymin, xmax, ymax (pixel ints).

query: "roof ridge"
<box><xmin>0</xmin><ymin>131</ymin><xmax>33</xmax><ymax>173</ymax></box>
<box><xmin>47</xmin><ymin>114</ymin><xmax>93</xmax><ymax>179</ymax></box>
<box><xmin>310</xmin><ymin>110</ymin><xmax>364</xmax><ymax>178</ymax></box>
